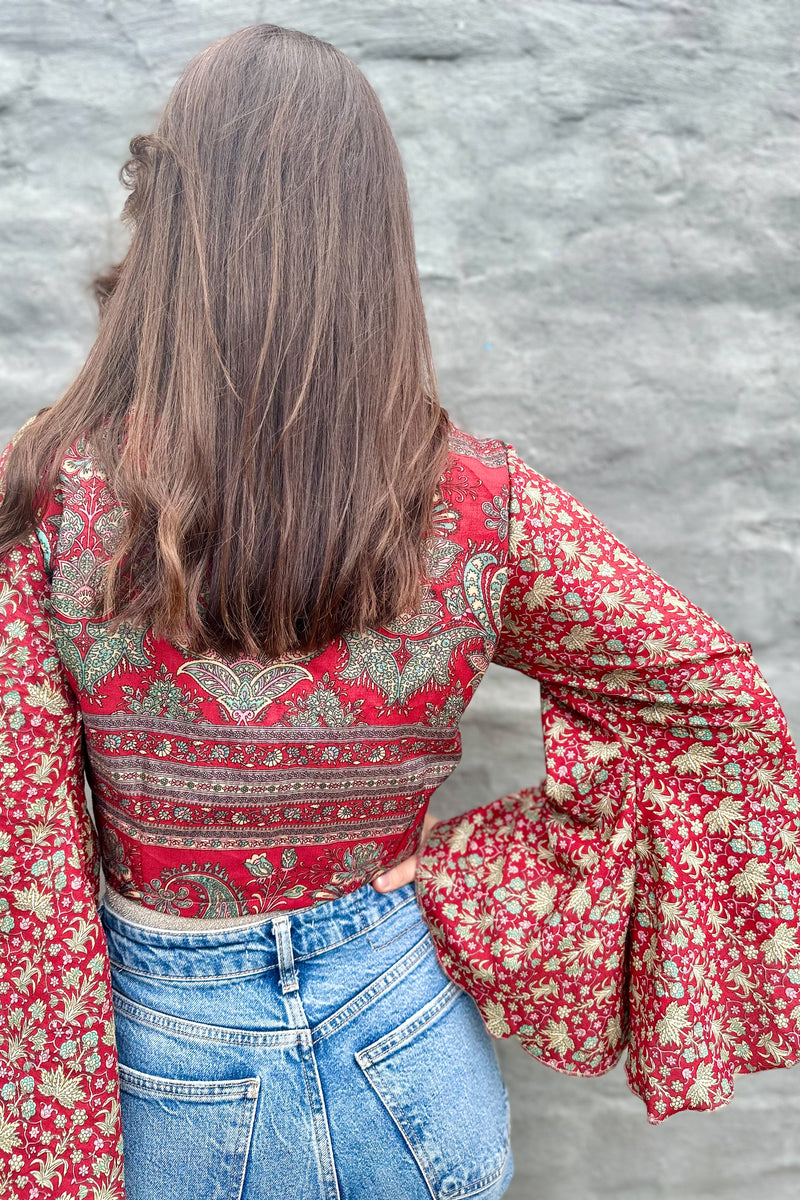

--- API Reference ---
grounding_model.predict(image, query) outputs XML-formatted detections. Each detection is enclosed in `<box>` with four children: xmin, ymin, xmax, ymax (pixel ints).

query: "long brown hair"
<box><xmin>0</xmin><ymin>23</ymin><xmax>449</xmax><ymax>658</ymax></box>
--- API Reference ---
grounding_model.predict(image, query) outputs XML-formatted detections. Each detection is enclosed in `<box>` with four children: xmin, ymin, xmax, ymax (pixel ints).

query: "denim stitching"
<box><xmin>367</xmin><ymin>916</ymin><xmax>425</xmax><ymax>951</ymax></box>
<box><xmin>107</xmin><ymin>955</ymin><xmax>282</xmax><ymax>984</ymax></box>
<box><xmin>355</xmin><ymin>984</ymin><xmax>512</xmax><ymax>1199</ymax></box>
<box><xmin>116</xmin><ymin>1069</ymin><xmax>261</xmax><ymax>1200</ymax></box>
<box><xmin>355</xmin><ymin>979</ymin><xmax>462</xmax><ymax>1066</ymax></box>
<box><xmin>311</xmin><ymin>934</ymin><xmax>433</xmax><ymax>1046</ymax></box>
<box><xmin>273</xmin><ymin>916</ymin><xmax>300</xmax><ymax>994</ymax></box>
<box><xmin>298</xmin><ymin>1042</ymin><xmax>342</xmax><ymax>1200</ymax></box>
<box><xmin>117</xmin><ymin>1063</ymin><xmax>260</xmax><ymax>1099</ymax></box>
<box><xmin>294</xmin><ymin>893</ymin><xmax>419</xmax><ymax>962</ymax></box>
<box><xmin>230</xmin><ymin>1076</ymin><xmax>261</xmax><ymax>1200</ymax></box>
<box><xmin>111</xmin><ymin>987</ymin><xmax>313</xmax><ymax>1048</ymax></box>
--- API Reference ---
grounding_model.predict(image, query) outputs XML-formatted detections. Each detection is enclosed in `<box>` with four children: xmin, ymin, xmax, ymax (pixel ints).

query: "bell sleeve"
<box><xmin>0</xmin><ymin>445</ymin><xmax>126</xmax><ymax>1197</ymax></box>
<box><xmin>416</xmin><ymin>442</ymin><xmax>800</xmax><ymax>1124</ymax></box>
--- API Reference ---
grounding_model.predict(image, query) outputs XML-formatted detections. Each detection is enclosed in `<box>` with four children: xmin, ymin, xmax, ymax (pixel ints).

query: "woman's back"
<box><xmin>33</xmin><ymin>423</ymin><xmax>511</xmax><ymax>918</ymax></box>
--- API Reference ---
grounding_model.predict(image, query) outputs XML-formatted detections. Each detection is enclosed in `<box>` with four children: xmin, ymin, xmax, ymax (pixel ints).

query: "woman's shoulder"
<box><xmin>1</xmin><ymin>419</ymin><xmax>119</xmax><ymax>574</ymax></box>
<box><xmin>443</xmin><ymin>422</ymin><xmax>512</xmax><ymax>498</ymax></box>
<box><xmin>1</xmin><ymin>418</ymin><xmax>109</xmax><ymax>492</ymax></box>
<box><xmin>445</xmin><ymin>422</ymin><xmax>509</xmax><ymax>471</ymax></box>
<box><xmin>435</xmin><ymin>424</ymin><xmax>514</xmax><ymax>552</ymax></box>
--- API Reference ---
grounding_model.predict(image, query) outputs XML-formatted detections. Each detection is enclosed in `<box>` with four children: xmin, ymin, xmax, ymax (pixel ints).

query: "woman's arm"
<box><xmin>0</xmin><ymin>442</ymin><xmax>126</xmax><ymax>1199</ymax></box>
<box><xmin>416</xmin><ymin>443</ymin><xmax>800</xmax><ymax>1123</ymax></box>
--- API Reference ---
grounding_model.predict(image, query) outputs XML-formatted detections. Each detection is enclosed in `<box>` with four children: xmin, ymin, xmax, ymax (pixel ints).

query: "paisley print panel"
<box><xmin>31</xmin><ymin>425</ymin><xmax>508</xmax><ymax>921</ymax></box>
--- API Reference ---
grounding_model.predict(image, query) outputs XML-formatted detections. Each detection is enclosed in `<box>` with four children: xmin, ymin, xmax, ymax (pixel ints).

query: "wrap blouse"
<box><xmin>1</xmin><ymin>422</ymin><xmax>800</xmax><ymax>1198</ymax></box>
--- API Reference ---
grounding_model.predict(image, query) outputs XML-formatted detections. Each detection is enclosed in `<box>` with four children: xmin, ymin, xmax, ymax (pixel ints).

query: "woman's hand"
<box><xmin>372</xmin><ymin>812</ymin><xmax>440</xmax><ymax>893</ymax></box>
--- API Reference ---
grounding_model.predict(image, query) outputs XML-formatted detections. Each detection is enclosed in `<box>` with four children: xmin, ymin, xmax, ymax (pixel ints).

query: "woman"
<box><xmin>1</xmin><ymin>21</ymin><xmax>799</xmax><ymax>1200</ymax></box>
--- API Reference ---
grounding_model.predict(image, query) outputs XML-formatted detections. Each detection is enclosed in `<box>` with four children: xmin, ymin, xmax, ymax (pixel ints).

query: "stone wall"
<box><xmin>2</xmin><ymin>3</ymin><xmax>800</xmax><ymax>1196</ymax></box>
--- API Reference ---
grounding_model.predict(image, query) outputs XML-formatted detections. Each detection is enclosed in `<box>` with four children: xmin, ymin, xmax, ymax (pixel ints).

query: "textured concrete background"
<box><xmin>2</xmin><ymin>2</ymin><xmax>800</xmax><ymax>1197</ymax></box>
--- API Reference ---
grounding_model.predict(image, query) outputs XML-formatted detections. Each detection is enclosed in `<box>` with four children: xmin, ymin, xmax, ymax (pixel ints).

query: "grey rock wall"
<box><xmin>2</xmin><ymin>3</ymin><xmax>800</xmax><ymax>1197</ymax></box>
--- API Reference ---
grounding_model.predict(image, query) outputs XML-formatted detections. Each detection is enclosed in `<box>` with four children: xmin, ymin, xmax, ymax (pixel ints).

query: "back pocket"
<box><xmin>118</xmin><ymin>1062</ymin><xmax>259</xmax><ymax>1200</ymax></box>
<box><xmin>356</xmin><ymin>982</ymin><xmax>511</xmax><ymax>1199</ymax></box>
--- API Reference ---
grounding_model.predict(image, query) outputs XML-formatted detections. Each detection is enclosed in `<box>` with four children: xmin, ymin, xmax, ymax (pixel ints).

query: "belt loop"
<box><xmin>272</xmin><ymin>915</ymin><xmax>299</xmax><ymax>994</ymax></box>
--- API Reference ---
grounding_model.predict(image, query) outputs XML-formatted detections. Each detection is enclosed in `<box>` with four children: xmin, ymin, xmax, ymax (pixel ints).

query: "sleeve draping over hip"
<box><xmin>416</xmin><ymin>442</ymin><xmax>800</xmax><ymax>1124</ymax></box>
<box><xmin>0</xmin><ymin>445</ymin><xmax>126</xmax><ymax>1198</ymax></box>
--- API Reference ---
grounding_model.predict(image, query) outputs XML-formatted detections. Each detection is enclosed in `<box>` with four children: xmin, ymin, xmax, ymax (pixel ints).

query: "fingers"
<box><xmin>373</xmin><ymin>854</ymin><xmax>418</xmax><ymax>893</ymax></box>
<box><xmin>421</xmin><ymin>811</ymin><xmax>439</xmax><ymax>838</ymax></box>
<box><xmin>372</xmin><ymin>811</ymin><xmax>441</xmax><ymax>894</ymax></box>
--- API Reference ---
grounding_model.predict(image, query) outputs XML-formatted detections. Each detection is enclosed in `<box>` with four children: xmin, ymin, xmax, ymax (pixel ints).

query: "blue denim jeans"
<box><xmin>98</xmin><ymin>881</ymin><xmax>514</xmax><ymax>1200</ymax></box>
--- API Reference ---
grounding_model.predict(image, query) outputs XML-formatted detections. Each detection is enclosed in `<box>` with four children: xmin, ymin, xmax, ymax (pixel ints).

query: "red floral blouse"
<box><xmin>1</xmin><ymin>422</ymin><xmax>800</xmax><ymax>1198</ymax></box>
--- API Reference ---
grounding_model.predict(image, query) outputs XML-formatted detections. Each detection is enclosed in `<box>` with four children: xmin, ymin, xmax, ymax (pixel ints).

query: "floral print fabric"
<box><xmin>0</xmin><ymin>532</ymin><xmax>125</xmax><ymax>1199</ymax></box>
<box><xmin>416</xmin><ymin>445</ymin><xmax>800</xmax><ymax>1124</ymax></box>
<box><xmin>1</xmin><ymin>424</ymin><xmax>800</xmax><ymax>1197</ymax></box>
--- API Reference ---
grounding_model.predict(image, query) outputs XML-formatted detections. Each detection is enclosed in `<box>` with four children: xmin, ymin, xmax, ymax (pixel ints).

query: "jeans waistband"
<box><xmin>98</xmin><ymin>881</ymin><xmax>422</xmax><ymax>980</ymax></box>
<box><xmin>102</xmin><ymin>885</ymin><xmax>272</xmax><ymax>931</ymax></box>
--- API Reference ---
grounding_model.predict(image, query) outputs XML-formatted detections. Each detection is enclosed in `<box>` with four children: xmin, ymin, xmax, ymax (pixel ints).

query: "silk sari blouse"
<box><xmin>2</xmin><ymin>422</ymin><xmax>800</xmax><ymax>1199</ymax></box>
